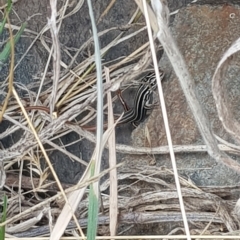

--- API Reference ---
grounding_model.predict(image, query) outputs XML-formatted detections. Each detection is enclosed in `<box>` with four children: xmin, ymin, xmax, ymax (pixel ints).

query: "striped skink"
<box><xmin>20</xmin><ymin>71</ymin><xmax>164</xmax><ymax>130</ymax></box>
<box><xmin>118</xmin><ymin>71</ymin><xmax>165</xmax><ymax>127</ymax></box>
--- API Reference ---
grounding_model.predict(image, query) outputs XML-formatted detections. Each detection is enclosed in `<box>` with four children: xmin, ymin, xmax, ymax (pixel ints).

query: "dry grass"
<box><xmin>1</xmin><ymin>0</ymin><xmax>240</xmax><ymax>239</ymax></box>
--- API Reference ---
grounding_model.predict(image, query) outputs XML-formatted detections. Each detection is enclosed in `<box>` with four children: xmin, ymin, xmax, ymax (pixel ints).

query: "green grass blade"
<box><xmin>0</xmin><ymin>22</ymin><xmax>26</xmax><ymax>65</ymax></box>
<box><xmin>87</xmin><ymin>187</ymin><xmax>99</xmax><ymax>240</ymax></box>
<box><xmin>86</xmin><ymin>0</ymin><xmax>103</xmax><ymax>238</ymax></box>
<box><xmin>0</xmin><ymin>195</ymin><xmax>7</xmax><ymax>240</ymax></box>
<box><xmin>0</xmin><ymin>0</ymin><xmax>12</xmax><ymax>35</ymax></box>
<box><xmin>87</xmin><ymin>162</ymin><xmax>99</xmax><ymax>240</ymax></box>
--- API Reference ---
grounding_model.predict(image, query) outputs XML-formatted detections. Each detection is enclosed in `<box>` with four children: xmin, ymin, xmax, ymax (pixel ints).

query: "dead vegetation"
<box><xmin>1</xmin><ymin>0</ymin><xmax>240</xmax><ymax>239</ymax></box>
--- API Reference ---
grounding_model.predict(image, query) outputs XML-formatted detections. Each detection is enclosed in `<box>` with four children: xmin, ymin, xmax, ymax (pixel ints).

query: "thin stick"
<box><xmin>142</xmin><ymin>1</ymin><xmax>191</xmax><ymax>239</ymax></box>
<box><xmin>105</xmin><ymin>66</ymin><xmax>118</xmax><ymax>236</ymax></box>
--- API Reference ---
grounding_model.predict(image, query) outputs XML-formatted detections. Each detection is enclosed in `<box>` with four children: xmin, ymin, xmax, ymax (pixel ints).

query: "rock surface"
<box><xmin>131</xmin><ymin>3</ymin><xmax>240</xmax><ymax>186</ymax></box>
